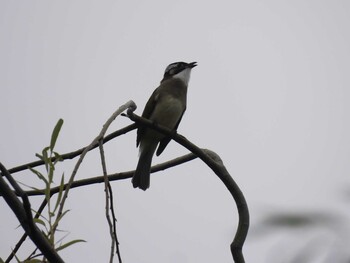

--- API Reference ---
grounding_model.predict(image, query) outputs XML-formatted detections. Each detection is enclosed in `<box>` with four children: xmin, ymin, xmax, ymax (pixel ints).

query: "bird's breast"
<box><xmin>150</xmin><ymin>95</ymin><xmax>184</xmax><ymax>129</ymax></box>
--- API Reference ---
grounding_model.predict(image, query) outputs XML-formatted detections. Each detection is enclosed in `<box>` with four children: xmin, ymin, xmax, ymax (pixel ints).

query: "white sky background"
<box><xmin>1</xmin><ymin>1</ymin><xmax>350</xmax><ymax>262</ymax></box>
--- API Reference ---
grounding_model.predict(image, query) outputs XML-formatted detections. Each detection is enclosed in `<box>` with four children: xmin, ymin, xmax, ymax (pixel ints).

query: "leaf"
<box><xmin>56</xmin><ymin>209</ymin><xmax>70</xmax><ymax>224</ymax></box>
<box><xmin>42</xmin><ymin>147</ymin><xmax>50</xmax><ymax>172</ymax></box>
<box><xmin>51</xmin><ymin>210</ymin><xmax>68</xmax><ymax>235</ymax></box>
<box><xmin>29</xmin><ymin>168</ymin><xmax>48</xmax><ymax>185</ymax></box>
<box><xmin>44</xmin><ymin>185</ymin><xmax>51</xmax><ymax>204</ymax></box>
<box><xmin>0</xmin><ymin>257</ymin><xmax>5</xmax><ymax>263</ymax></box>
<box><xmin>35</xmin><ymin>153</ymin><xmax>43</xmax><ymax>160</ymax></box>
<box><xmin>56</xmin><ymin>239</ymin><xmax>86</xmax><ymax>252</ymax></box>
<box><xmin>54</xmin><ymin>174</ymin><xmax>65</xmax><ymax>213</ymax></box>
<box><xmin>53</xmin><ymin>151</ymin><xmax>63</xmax><ymax>163</ymax></box>
<box><xmin>14</xmin><ymin>254</ymin><xmax>20</xmax><ymax>263</ymax></box>
<box><xmin>16</xmin><ymin>181</ymin><xmax>41</xmax><ymax>192</ymax></box>
<box><xmin>50</xmin><ymin>119</ymin><xmax>64</xmax><ymax>152</ymax></box>
<box><xmin>48</xmin><ymin>163</ymin><xmax>55</xmax><ymax>184</ymax></box>
<box><xmin>33</xmin><ymin>218</ymin><xmax>46</xmax><ymax>227</ymax></box>
<box><xmin>35</xmin><ymin>213</ymin><xmax>49</xmax><ymax>224</ymax></box>
<box><xmin>23</xmin><ymin>259</ymin><xmax>43</xmax><ymax>263</ymax></box>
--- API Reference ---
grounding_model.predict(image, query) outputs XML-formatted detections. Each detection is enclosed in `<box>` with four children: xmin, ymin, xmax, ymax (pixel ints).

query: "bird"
<box><xmin>132</xmin><ymin>61</ymin><xmax>197</xmax><ymax>191</ymax></box>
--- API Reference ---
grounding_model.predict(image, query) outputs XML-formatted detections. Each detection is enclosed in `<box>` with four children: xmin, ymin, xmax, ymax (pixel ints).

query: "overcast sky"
<box><xmin>1</xmin><ymin>1</ymin><xmax>350</xmax><ymax>262</ymax></box>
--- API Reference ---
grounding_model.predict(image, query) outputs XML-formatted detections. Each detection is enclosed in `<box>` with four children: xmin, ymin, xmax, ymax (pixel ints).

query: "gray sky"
<box><xmin>1</xmin><ymin>1</ymin><xmax>350</xmax><ymax>262</ymax></box>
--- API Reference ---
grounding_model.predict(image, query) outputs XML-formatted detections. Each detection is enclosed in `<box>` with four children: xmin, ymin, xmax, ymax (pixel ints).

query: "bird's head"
<box><xmin>161</xmin><ymin>61</ymin><xmax>197</xmax><ymax>85</ymax></box>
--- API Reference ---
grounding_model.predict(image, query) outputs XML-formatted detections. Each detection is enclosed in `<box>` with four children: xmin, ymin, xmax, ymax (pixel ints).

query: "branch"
<box><xmin>99</xmin><ymin>141</ymin><xmax>116</xmax><ymax>263</ymax></box>
<box><xmin>0</xmin><ymin>163</ymin><xmax>64</xmax><ymax>263</ymax></box>
<box><xmin>7</xmin><ymin>149</ymin><xmax>194</xmax><ymax>261</ymax></box>
<box><xmin>126</xmin><ymin>109</ymin><xmax>249</xmax><ymax>263</ymax></box>
<box><xmin>3</xmin><ymin>109</ymin><xmax>137</xmax><ymax>260</ymax></box>
<box><xmin>5</xmin><ymin>198</ymin><xmax>49</xmax><ymax>263</ymax></box>
<box><xmin>24</xmin><ymin>153</ymin><xmax>197</xmax><ymax>197</ymax></box>
<box><xmin>52</xmin><ymin>101</ymin><xmax>137</xmax><ymax>235</ymax></box>
<box><xmin>4</xmin><ymin>101</ymin><xmax>248</xmax><ymax>262</ymax></box>
<box><xmin>6</xmin><ymin>123</ymin><xmax>137</xmax><ymax>175</ymax></box>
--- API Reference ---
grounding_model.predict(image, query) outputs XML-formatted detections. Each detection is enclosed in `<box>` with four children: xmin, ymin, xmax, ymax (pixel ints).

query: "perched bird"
<box><xmin>132</xmin><ymin>61</ymin><xmax>197</xmax><ymax>190</ymax></box>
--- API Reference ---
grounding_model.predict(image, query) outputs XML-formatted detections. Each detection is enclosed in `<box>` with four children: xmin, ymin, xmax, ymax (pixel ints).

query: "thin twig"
<box><xmin>99</xmin><ymin>141</ymin><xmax>116</xmax><ymax>263</ymax></box>
<box><xmin>108</xmin><ymin>182</ymin><xmax>122</xmax><ymax>263</ymax></box>
<box><xmin>6</xmin><ymin>124</ymin><xmax>137</xmax><ymax>175</ymax></box>
<box><xmin>52</xmin><ymin>100</ymin><xmax>136</xmax><ymax>237</ymax></box>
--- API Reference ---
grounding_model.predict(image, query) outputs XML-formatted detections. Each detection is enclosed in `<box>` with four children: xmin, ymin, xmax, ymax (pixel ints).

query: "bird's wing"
<box><xmin>136</xmin><ymin>88</ymin><xmax>159</xmax><ymax>147</ymax></box>
<box><xmin>155</xmin><ymin>108</ymin><xmax>186</xmax><ymax>156</ymax></box>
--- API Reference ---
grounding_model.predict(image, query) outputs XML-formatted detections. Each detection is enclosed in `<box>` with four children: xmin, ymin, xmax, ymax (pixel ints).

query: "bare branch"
<box><xmin>24</xmin><ymin>153</ymin><xmax>197</xmax><ymax>197</ymax></box>
<box><xmin>6</xmin><ymin>123</ymin><xmax>137</xmax><ymax>175</ymax></box>
<box><xmin>99</xmin><ymin>140</ymin><xmax>120</xmax><ymax>263</ymax></box>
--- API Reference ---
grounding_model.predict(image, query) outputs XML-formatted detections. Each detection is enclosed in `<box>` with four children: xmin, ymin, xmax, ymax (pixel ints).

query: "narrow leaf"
<box><xmin>29</xmin><ymin>168</ymin><xmax>48</xmax><ymax>185</ymax></box>
<box><xmin>56</xmin><ymin>209</ymin><xmax>70</xmax><ymax>223</ymax></box>
<box><xmin>42</xmin><ymin>147</ymin><xmax>50</xmax><ymax>171</ymax></box>
<box><xmin>56</xmin><ymin>239</ymin><xmax>86</xmax><ymax>252</ymax></box>
<box><xmin>48</xmin><ymin>163</ymin><xmax>55</xmax><ymax>184</ymax></box>
<box><xmin>35</xmin><ymin>153</ymin><xmax>43</xmax><ymax>160</ymax></box>
<box><xmin>50</xmin><ymin>119</ymin><xmax>64</xmax><ymax>151</ymax></box>
<box><xmin>23</xmin><ymin>259</ymin><xmax>43</xmax><ymax>263</ymax></box>
<box><xmin>44</xmin><ymin>185</ymin><xmax>51</xmax><ymax>203</ymax></box>
<box><xmin>53</xmin><ymin>151</ymin><xmax>63</xmax><ymax>163</ymax></box>
<box><xmin>14</xmin><ymin>254</ymin><xmax>20</xmax><ymax>263</ymax></box>
<box><xmin>33</xmin><ymin>218</ymin><xmax>46</xmax><ymax>227</ymax></box>
<box><xmin>54</xmin><ymin>174</ymin><xmax>65</xmax><ymax>213</ymax></box>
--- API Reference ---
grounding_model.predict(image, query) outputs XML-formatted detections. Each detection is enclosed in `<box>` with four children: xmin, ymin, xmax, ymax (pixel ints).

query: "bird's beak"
<box><xmin>188</xmin><ymin>62</ymin><xmax>197</xmax><ymax>68</ymax></box>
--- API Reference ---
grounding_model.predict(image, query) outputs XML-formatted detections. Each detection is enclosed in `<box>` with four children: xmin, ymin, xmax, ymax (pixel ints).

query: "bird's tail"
<box><xmin>132</xmin><ymin>143</ymin><xmax>157</xmax><ymax>191</ymax></box>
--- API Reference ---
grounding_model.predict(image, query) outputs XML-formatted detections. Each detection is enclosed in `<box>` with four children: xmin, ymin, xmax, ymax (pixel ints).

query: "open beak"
<box><xmin>188</xmin><ymin>62</ymin><xmax>197</xmax><ymax>68</ymax></box>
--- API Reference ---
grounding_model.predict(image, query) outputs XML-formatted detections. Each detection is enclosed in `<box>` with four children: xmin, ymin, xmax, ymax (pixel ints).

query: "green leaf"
<box><xmin>54</xmin><ymin>174</ymin><xmax>65</xmax><ymax>213</ymax></box>
<box><xmin>53</xmin><ymin>151</ymin><xmax>63</xmax><ymax>163</ymax></box>
<box><xmin>41</xmin><ymin>147</ymin><xmax>50</xmax><ymax>172</ymax></box>
<box><xmin>56</xmin><ymin>209</ymin><xmax>70</xmax><ymax>224</ymax></box>
<box><xmin>48</xmin><ymin>163</ymin><xmax>55</xmax><ymax>184</ymax></box>
<box><xmin>50</xmin><ymin>119</ymin><xmax>64</xmax><ymax>152</ymax></box>
<box><xmin>33</xmin><ymin>218</ymin><xmax>46</xmax><ymax>227</ymax></box>
<box><xmin>35</xmin><ymin>213</ymin><xmax>49</xmax><ymax>224</ymax></box>
<box><xmin>29</xmin><ymin>168</ymin><xmax>48</xmax><ymax>185</ymax></box>
<box><xmin>35</xmin><ymin>153</ymin><xmax>43</xmax><ymax>160</ymax></box>
<box><xmin>56</xmin><ymin>239</ymin><xmax>86</xmax><ymax>252</ymax></box>
<box><xmin>44</xmin><ymin>185</ymin><xmax>51</xmax><ymax>204</ymax></box>
<box><xmin>24</xmin><ymin>259</ymin><xmax>43</xmax><ymax>263</ymax></box>
<box><xmin>14</xmin><ymin>254</ymin><xmax>20</xmax><ymax>263</ymax></box>
<box><xmin>0</xmin><ymin>257</ymin><xmax>5</xmax><ymax>263</ymax></box>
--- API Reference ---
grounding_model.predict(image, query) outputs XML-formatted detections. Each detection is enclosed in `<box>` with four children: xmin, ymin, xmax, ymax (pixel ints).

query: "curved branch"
<box><xmin>126</xmin><ymin>110</ymin><xmax>249</xmax><ymax>263</ymax></box>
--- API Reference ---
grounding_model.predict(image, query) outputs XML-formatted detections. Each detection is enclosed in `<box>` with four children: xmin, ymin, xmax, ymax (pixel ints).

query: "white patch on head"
<box><xmin>165</xmin><ymin>63</ymin><xmax>178</xmax><ymax>73</ymax></box>
<box><xmin>173</xmin><ymin>68</ymin><xmax>192</xmax><ymax>86</ymax></box>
